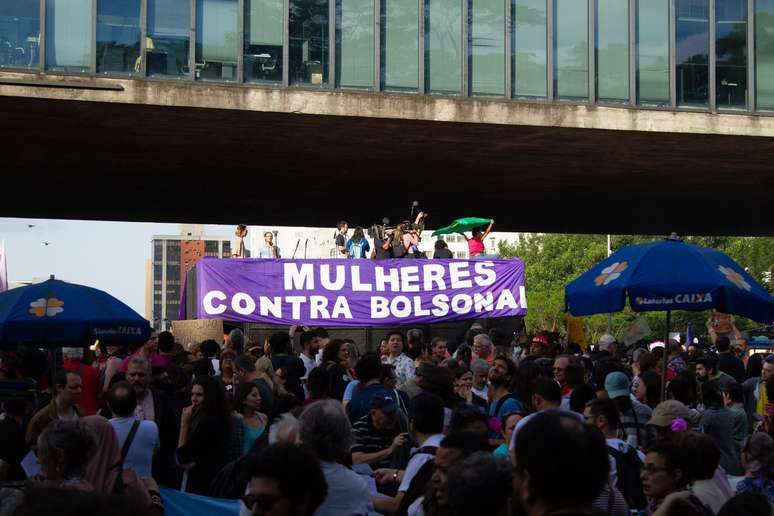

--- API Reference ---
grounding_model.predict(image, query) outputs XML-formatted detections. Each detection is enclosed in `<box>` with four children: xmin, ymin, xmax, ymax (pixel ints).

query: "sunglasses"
<box><xmin>241</xmin><ymin>493</ymin><xmax>282</xmax><ymax>513</ymax></box>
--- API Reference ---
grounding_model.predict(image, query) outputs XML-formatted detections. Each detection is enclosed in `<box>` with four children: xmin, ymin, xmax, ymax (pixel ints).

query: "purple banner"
<box><xmin>193</xmin><ymin>258</ymin><xmax>527</xmax><ymax>326</ymax></box>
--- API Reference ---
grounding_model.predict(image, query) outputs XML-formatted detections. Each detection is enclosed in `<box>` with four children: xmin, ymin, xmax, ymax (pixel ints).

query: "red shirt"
<box><xmin>63</xmin><ymin>359</ymin><xmax>100</xmax><ymax>416</ymax></box>
<box><xmin>468</xmin><ymin>236</ymin><xmax>485</xmax><ymax>257</ymax></box>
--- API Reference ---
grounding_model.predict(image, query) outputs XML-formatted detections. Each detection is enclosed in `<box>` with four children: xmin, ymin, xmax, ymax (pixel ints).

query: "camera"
<box><xmin>368</xmin><ymin>217</ymin><xmax>394</xmax><ymax>242</ymax></box>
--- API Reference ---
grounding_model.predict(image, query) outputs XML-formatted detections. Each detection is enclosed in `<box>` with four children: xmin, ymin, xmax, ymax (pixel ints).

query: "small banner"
<box><xmin>193</xmin><ymin>258</ymin><xmax>527</xmax><ymax>326</ymax></box>
<box><xmin>171</xmin><ymin>318</ymin><xmax>225</xmax><ymax>349</ymax></box>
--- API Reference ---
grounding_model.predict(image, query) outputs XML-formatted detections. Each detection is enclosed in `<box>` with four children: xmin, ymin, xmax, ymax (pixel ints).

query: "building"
<box><xmin>148</xmin><ymin>225</ymin><xmax>231</xmax><ymax>330</ymax></box>
<box><xmin>1</xmin><ymin>1</ymin><xmax>774</xmax><ymax>235</ymax></box>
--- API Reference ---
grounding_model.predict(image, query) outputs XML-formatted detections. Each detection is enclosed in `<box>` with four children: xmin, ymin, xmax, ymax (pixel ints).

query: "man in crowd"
<box><xmin>373</xmin><ymin>392</ymin><xmax>445</xmax><ymax>514</ymax></box>
<box><xmin>406</xmin><ymin>432</ymin><xmax>490</xmax><ymax>516</ymax></box>
<box><xmin>472</xmin><ymin>334</ymin><xmax>494</xmax><ymax>365</ymax></box>
<box><xmin>715</xmin><ymin>335</ymin><xmax>746</xmax><ymax>383</ymax></box>
<box><xmin>121</xmin><ymin>330</ymin><xmax>159</xmax><ymax>372</ymax></box>
<box><xmin>513</xmin><ymin>411</ymin><xmax>609</xmax><ymax>516</ymax></box>
<box><xmin>429</xmin><ymin>337</ymin><xmax>448</xmax><ymax>366</ymax></box>
<box><xmin>335</xmin><ymin>221</ymin><xmax>349</xmax><ymax>257</ymax></box>
<box><xmin>553</xmin><ymin>354</ymin><xmax>575</xmax><ymax>397</ymax></box>
<box><xmin>447</xmin><ymin>452</ymin><xmax>512</xmax><ymax>516</ymax></box>
<box><xmin>510</xmin><ymin>377</ymin><xmax>582</xmax><ymax>449</ymax></box>
<box><xmin>604</xmin><ymin>371</ymin><xmax>651</xmax><ymax>448</ymax></box>
<box><xmin>266</xmin><ymin>331</ymin><xmax>305</xmax><ymax>401</ymax></box>
<box><xmin>106</xmin><ymin>381</ymin><xmax>159</xmax><ymax>479</ymax></box>
<box><xmin>347</xmin><ymin>353</ymin><xmax>388</xmax><ymax>422</ymax></box>
<box><xmin>26</xmin><ymin>369</ymin><xmax>82</xmax><ymax>446</ymax></box>
<box><xmin>243</xmin><ymin>443</ymin><xmax>328</xmax><ymax>516</ymax></box>
<box><xmin>695</xmin><ymin>354</ymin><xmax>736</xmax><ymax>391</ymax></box>
<box><xmin>125</xmin><ymin>355</ymin><xmax>179</xmax><ymax>486</ymax></box>
<box><xmin>585</xmin><ymin>398</ymin><xmax>646</xmax><ymax>511</ymax></box>
<box><xmin>351</xmin><ymin>391</ymin><xmax>407</xmax><ymax>470</ymax></box>
<box><xmin>299</xmin><ymin>331</ymin><xmax>322</xmax><ymax>384</ymax></box>
<box><xmin>488</xmin><ymin>355</ymin><xmax>523</xmax><ymax>421</ymax></box>
<box><xmin>743</xmin><ymin>354</ymin><xmax>774</xmax><ymax>431</ymax></box>
<box><xmin>598</xmin><ymin>334</ymin><xmax>617</xmax><ymax>358</ymax></box>
<box><xmin>528</xmin><ymin>335</ymin><xmax>551</xmax><ymax>358</ymax></box>
<box><xmin>470</xmin><ymin>359</ymin><xmax>490</xmax><ymax>401</ymax></box>
<box><xmin>62</xmin><ymin>347</ymin><xmax>100</xmax><ymax>416</ymax></box>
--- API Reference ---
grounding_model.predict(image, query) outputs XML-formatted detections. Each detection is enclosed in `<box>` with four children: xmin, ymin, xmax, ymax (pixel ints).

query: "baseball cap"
<box><xmin>604</xmin><ymin>371</ymin><xmax>631</xmax><ymax>399</ymax></box>
<box><xmin>648</xmin><ymin>400</ymin><xmax>690</xmax><ymax>428</ymax></box>
<box><xmin>598</xmin><ymin>334</ymin><xmax>616</xmax><ymax>346</ymax></box>
<box><xmin>471</xmin><ymin>359</ymin><xmax>490</xmax><ymax>375</ymax></box>
<box><xmin>371</xmin><ymin>391</ymin><xmax>397</xmax><ymax>413</ymax></box>
<box><xmin>531</xmin><ymin>335</ymin><xmax>550</xmax><ymax>348</ymax></box>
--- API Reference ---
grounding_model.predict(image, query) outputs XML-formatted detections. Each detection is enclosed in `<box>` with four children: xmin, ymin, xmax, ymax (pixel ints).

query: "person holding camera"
<box><xmin>393</xmin><ymin>212</ymin><xmax>426</xmax><ymax>259</ymax></box>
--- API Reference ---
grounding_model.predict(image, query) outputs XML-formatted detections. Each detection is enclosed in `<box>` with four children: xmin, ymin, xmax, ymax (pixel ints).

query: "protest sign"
<box><xmin>172</xmin><ymin>318</ymin><xmax>224</xmax><ymax>348</ymax></box>
<box><xmin>192</xmin><ymin>258</ymin><xmax>527</xmax><ymax>326</ymax></box>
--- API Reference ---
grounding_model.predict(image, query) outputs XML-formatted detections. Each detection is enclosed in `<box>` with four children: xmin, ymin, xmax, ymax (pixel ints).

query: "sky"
<box><xmin>0</xmin><ymin>218</ymin><xmax>234</xmax><ymax>316</ymax></box>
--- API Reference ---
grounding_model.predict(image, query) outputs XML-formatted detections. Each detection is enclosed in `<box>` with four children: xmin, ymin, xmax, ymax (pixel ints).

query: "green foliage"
<box><xmin>498</xmin><ymin>233</ymin><xmax>774</xmax><ymax>341</ymax></box>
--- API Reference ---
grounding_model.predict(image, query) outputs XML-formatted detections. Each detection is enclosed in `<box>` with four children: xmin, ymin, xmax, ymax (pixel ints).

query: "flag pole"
<box><xmin>607</xmin><ymin>235</ymin><xmax>612</xmax><ymax>334</ymax></box>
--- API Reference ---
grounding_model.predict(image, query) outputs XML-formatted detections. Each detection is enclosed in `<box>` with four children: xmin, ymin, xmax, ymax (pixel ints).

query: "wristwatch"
<box><xmin>392</xmin><ymin>470</ymin><xmax>398</xmax><ymax>483</ymax></box>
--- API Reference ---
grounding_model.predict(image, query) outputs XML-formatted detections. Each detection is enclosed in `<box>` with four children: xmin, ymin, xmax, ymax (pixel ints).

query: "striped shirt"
<box><xmin>351</xmin><ymin>415</ymin><xmax>398</xmax><ymax>469</ymax></box>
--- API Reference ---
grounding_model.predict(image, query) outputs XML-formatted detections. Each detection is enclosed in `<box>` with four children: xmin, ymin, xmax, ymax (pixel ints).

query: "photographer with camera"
<box><xmin>395</xmin><ymin>212</ymin><xmax>427</xmax><ymax>259</ymax></box>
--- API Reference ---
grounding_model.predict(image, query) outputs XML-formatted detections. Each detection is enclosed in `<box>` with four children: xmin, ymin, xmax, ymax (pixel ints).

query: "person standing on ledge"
<box><xmin>233</xmin><ymin>224</ymin><xmax>249</xmax><ymax>258</ymax></box>
<box><xmin>459</xmin><ymin>220</ymin><xmax>494</xmax><ymax>258</ymax></box>
<box><xmin>258</xmin><ymin>231</ymin><xmax>281</xmax><ymax>258</ymax></box>
<box><xmin>335</xmin><ymin>221</ymin><xmax>349</xmax><ymax>257</ymax></box>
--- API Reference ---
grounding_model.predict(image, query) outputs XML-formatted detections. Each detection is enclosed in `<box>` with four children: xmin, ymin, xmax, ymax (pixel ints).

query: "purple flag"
<box><xmin>193</xmin><ymin>258</ymin><xmax>527</xmax><ymax>326</ymax></box>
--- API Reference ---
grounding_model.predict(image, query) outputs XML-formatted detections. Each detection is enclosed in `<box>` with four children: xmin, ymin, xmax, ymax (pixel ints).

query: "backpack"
<box><xmin>607</xmin><ymin>444</ymin><xmax>646</xmax><ymax>510</ymax></box>
<box><xmin>348</xmin><ymin>240</ymin><xmax>365</xmax><ymax>259</ymax></box>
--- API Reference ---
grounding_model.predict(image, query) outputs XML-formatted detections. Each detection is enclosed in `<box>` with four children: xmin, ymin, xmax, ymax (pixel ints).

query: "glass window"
<box><xmin>290</xmin><ymin>0</ymin><xmax>329</xmax><ymax>86</ymax></box>
<box><xmin>676</xmin><ymin>0</ymin><xmax>709</xmax><ymax>106</ymax></box>
<box><xmin>757</xmin><ymin>0</ymin><xmax>774</xmax><ymax>109</ymax></box>
<box><xmin>147</xmin><ymin>0</ymin><xmax>191</xmax><ymax>78</ymax></box>
<box><xmin>382</xmin><ymin>0</ymin><xmax>419</xmax><ymax>91</ymax></box>
<box><xmin>554</xmin><ymin>0</ymin><xmax>588</xmax><ymax>99</ymax></box>
<box><xmin>716</xmin><ymin>0</ymin><xmax>747</xmax><ymax>109</ymax></box>
<box><xmin>636</xmin><ymin>0</ymin><xmax>669</xmax><ymax>104</ymax></box>
<box><xmin>512</xmin><ymin>0</ymin><xmax>547</xmax><ymax>97</ymax></box>
<box><xmin>596</xmin><ymin>0</ymin><xmax>628</xmax><ymax>101</ymax></box>
<box><xmin>196</xmin><ymin>0</ymin><xmax>239</xmax><ymax>81</ymax></box>
<box><xmin>337</xmin><ymin>0</ymin><xmax>374</xmax><ymax>88</ymax></box>
<box><xmin>424</xmin><ymin>0</ymin><xmax>460</xmax><ymax>93</ymax></box>
<box><xmin>245</xmin><ymin>0</ymin><xmax>284</xmax><ymax>83</ymax></box>
<box><xmin>469</xmin><ymin>0</ymin><xmax>505</xmax><ymax>95</ymax></box>
<box><xmin>0</xmin><ymin>1</ymin><xmax>40</xmax><ymax>70</ymax></box>
<box><xmin>45</xmin><ymin>0</ymin><xmax>92</xmax><ymax>72</ymax></box>
<box><xmin>96</xmin><ymin>0</ymin><xmax>141</xmax><ymax>74</ymax></box>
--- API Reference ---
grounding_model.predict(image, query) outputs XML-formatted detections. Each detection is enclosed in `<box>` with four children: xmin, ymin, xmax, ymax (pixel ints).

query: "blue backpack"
<box><xmin>348</xmin><ymin>240</ymin><xmax>365</xmax><ymax>259</ymax></box>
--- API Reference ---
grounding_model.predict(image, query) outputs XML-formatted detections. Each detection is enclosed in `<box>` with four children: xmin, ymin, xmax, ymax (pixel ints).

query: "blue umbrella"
<box><xmin>0</xmin><ymin>277</ymin><xmax>151</xmax><ymax>346</ymax></box>
<box><xmin>565</xmin><ymin>237</ymin><xmax>774</xmax><ymax>323</ymax></box>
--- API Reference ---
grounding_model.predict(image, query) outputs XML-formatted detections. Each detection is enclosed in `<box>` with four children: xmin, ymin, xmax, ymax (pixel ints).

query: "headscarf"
<box><xmin>82</xmin><ymin>415</ymin><xmax>151</xmax><ymax>507</ymax></box>
<box><xmin>255</xmin><ymin>356</ymin><xmax>275</xmax><ymax>390</ymax></box>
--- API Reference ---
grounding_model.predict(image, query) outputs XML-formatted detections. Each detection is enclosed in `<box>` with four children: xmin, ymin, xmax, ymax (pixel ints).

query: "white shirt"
<box><xmin>300</xmin><ymin>353</ymin><xmax>316</xmax><ymax>379</ymax></box>
<box><xmin>407</xmin><ymin>496</ymin><xmax>426</xmax><ymax>516</ymax></box>
<box><xmin>399</xmin><ymin>434</ymin><xmax>444</xmax><ymax>492</ymax></box>
<box><xmin>471</xmin><ymin>385</ymin><xmax>488</xmax><ymax>400</ymax></box>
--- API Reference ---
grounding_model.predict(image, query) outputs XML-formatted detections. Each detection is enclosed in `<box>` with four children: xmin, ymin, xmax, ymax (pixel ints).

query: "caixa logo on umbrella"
<box><xmin>93</xmin><ymin>326</ymin><xmax>144</xmax><ymax>337</ymax></box>
<box><xmin>635</xmin><ymin>293</ymin><xmax>713</xmax><ymax>307</ymax></box>
<box><xmin>28</xmin><ymin>298</ymin><xmax>64</xmax><ymax>317</ymax></box>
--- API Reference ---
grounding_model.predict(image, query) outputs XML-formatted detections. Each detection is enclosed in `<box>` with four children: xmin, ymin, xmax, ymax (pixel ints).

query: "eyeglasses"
<box><xmin>553</xmin><ymin>367</ymin><xmax>565</xmax><ymax>372</ymax></box>
<box><xmin>640</xmin><ymin>465</ymin><xmax>669</xmax><ymax>476</ymax></box>
<box><xmin>241</xmin><ymin>493</ymin><xmax>282</xmax><ymax>514</ymax></box>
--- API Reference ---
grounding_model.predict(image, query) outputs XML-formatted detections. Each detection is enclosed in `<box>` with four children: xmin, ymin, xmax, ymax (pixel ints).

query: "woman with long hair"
<box><xmin>233</xmin><ymin>382</ymin><xmax>269</xmax><ymax>458</ymax></box>
<box><xmin>737</xmin><ymin>432</ymin><xmax>774</xmax><ymax>499</ymax></box>
<box><xmin>459</xmin><ymin>220</ymin><xmax>495</xmax><ymax>258</ymax></box>
<box><xmin>177</xmin><ymin>375</ymin><xmax>232</xmax><ymax>495</ymax></box>
<box><xmin>345</xmin><ymin>227</ymin><xmax>370</xmax><ymax>259</ymax></box>
<box><xmin>322</xmin><ymin>339</ymin><xmax>352</xmax><ymax>401</ymax></box>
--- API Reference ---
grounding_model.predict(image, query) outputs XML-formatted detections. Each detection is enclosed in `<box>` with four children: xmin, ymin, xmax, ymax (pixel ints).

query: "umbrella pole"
<box><xmin>661</xmin><ymin>310</ymin><xmax>671</xmax><ymax>401</ymax></box>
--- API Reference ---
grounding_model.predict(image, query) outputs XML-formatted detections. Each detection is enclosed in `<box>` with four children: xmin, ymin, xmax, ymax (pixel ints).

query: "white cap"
<box><xmin>598</xmin><ymin>334</ymin><xmax>616</xmax><ymax>349</ymax></box>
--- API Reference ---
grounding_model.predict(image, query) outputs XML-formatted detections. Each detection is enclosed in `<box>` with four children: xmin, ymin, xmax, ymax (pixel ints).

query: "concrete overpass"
<box><xmin>2</xmin><ymin>72</ymin><xmax>774</xmax><ymax>235</ymax></box>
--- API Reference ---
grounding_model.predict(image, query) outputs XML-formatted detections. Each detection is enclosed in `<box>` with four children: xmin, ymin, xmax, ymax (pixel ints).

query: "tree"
<box><xmin>498</xmin><ymin>233</ymin><xmax>773</xmax><ymax>343</ymax></box>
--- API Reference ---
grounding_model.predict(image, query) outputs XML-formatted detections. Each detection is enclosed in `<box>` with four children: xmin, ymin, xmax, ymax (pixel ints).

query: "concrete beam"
<box><xmin>2</xmin><ymin>71</ymin><xmax>774</xmax><ymax>138</ymax></box>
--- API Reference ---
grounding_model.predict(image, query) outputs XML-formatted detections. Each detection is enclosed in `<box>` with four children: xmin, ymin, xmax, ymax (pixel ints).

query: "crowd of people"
<box><xmin>0</xmin><ymin>319</ymin><xmax>773</xmax><ymax>516</ymax></box>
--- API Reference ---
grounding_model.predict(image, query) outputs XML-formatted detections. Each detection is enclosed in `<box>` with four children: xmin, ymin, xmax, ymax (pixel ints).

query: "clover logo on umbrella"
<box><xmin>718</xmin><ymin>265</ymin><xmax>752</xmax><ymax>291</ymax></box>
<box><xmin>28</xmin><ymin>298</ymin><xmax>65</xmax><ymax>317</ymax></box>
<box><xmin>594</xmin><ymin>261</ymin><xmax>628</xmax><ymax>287</ymax></box>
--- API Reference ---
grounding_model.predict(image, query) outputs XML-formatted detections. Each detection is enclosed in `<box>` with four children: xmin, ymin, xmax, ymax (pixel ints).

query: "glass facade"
<box><xmin>469</xmin><ymin>0</ymin><xmax>505</xmax><ymax>96</ymax></box>
<box><xmin>512</xmin><ymin>0</ymin><xmax>547</xmax><ymax>97</ymax></box>
<box><xmin>196</xmin><ymin>0</ymin><xmax>239</xmax><ymax>81</ymax></box>
<box><xmin>676</xmin><ymin>0</ymin><xmax>709</xmax><ymax>106</ymax></box>
<box><xmin>382</xmin><ymin>0</ymin><xmax>419</xmax><ymax>91</ymax></box>
<box><xmin>290</xmin><ymin>0</ymin><xmax>329</xmax><ymax>86</ymax></box>
<box><xmin>45</xmin><ymin>0</ymin><xmax>92</xmax><ymax>72</ymax></box>
<box><xmin>424</xmin><ymin>0</ymin><xmax>460</xmax><ymax>93</ymax></box>
<box><xmin>7</xmin><ymin>0</ymin><xmax>774</xmax><ymax>113</ymax></box>
<box><xmin>245</xmin><ymin>0</ymin><xmax>284</xmax><ymax>83</ymax></box>
<box><xmin>337</xmin><ymin>0</ymin><xmax>374</xmax><ymax>88</ymax></box>
<box><xmin>716</xmin><ymin>0</ymin><xmax>747</xmax><ymax>108</ymax></box>
<box><xmin>147</xmin><ymin>0</ymin><xmax>190</xmax><ymax>78</ymax></box>
<box><xmin>554</xmin><ymin>0</ymin><xmax>588</xmax><ymax>99</ymax></box>
<box><xmin>758</xmin><ymin>0</ymin><xmax>774</xmax><ymax>109</ymax></box>
<box><xmin>96</xmin><ymin>0</ymin><xmax>141</xmax><ymax>74</ymax></box>
<box><xmin>0</xmin><ymin>1</ymin><xmax>40</xmax><ymax>70</ymax></box>
<box><xmin>596</xmin><ymin>0</ymin><xmax>628</xmax><ymax>101</ymax></box>
<box><xmin>636</xmin><ymin>0</ymin><xmax>669</xmax><ymax>104</ymax></box>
